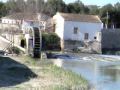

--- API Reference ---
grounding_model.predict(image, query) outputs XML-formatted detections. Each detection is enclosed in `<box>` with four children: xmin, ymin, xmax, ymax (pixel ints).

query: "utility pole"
<box><xmin>106</xmin><ymin>11</ymin><xmax>109</xmax><ymax>29</ymax></box>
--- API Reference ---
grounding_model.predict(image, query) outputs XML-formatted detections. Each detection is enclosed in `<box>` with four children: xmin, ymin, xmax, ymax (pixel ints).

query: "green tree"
<box><xmin>99</xmin><ymin>4</ymin><xmax>115</xmax><ymax>28</ymax></box>
<box><xmin>88</xmin><ymin>5</ymin><xmax>99</xmax><ymax>15</ymax></box>
<box><xmin>0</xmin><ymin>2</ymin><xmax>7</xmax><ymax>17</ymax></box>
<box><xmin>100</xmin><ymin>4</ymin><xmax>114</xmax><ymax>17</ymax></box>
<box><xmin>44</xmin><ymin>0</ymin><xmax>67</xmax><ymax>16</ymax></box>
<box><xmin>15</xmin><ymin>0</ymin><xmax>26</xmax><ymax>12</ymax></box>
<box><xmin>67</xmin><ymin>0</ymin><xmax>89</xmax><ymax>14</ymax></box>
<box><xmin>26</xmin><ymin>0</ymin><xmax>36</xmax><ymax>13</ymax></box>
<box><xmin>6</xmin><ymin>0</ymin><xmax>20</xmax><ymax>13</ymax></box>
<box><xmin>36</xmin><ymin>0</ymin><xmax>45</xmax><ymax>13</ymax></box>
<box><xmin>42</xmin><ymin>33</ymin><xmax>60</xmax><ymax>50</ymax></box>
<box><xmin>114</xmin><ymin>2</ymin><xmax>120</xmax><ymax>12</ymax></box>
<box><xmin>6</xmin><ymin>0</ymin><xmax>45</xmax><ymax>13</ymax></box>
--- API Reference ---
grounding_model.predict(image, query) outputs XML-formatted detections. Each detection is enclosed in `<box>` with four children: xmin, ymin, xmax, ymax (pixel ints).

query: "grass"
<box><xmin>0</xmin><ymin>56</ymin><xmax>88</xmax><ymax>90</ymax></box>
<box><xmin>44</xmin><ymin>65</ymin><xmax>88</xmax><ymax>90</ymax></box>
<box><xmin>21</xmin><ymin>56</ymin><xmax>88</xmax><ymax>89</ymax></box>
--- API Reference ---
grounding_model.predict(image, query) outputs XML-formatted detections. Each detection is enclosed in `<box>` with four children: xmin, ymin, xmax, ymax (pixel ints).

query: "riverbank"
<box><xmin>0</xmin><ymin>56</ymin><xmax>88</xmax><ymax>90</ymax></box>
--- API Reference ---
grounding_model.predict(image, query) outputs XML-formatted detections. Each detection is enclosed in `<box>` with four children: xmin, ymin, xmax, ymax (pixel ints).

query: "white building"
<box><xmin>53</xmin><ymin>12</ymin><xmax>103</xmax><ymax>50</ymax></box>
<box><xmin>0</xmin><ymin>13</ymin><xmax>23</xmax><ymax>30</ymax></box>
<box><xmin>21</xmin><ymin>13</ymin><xmax>51</xmax><ymax>34</ymax></box>
<box><xmin>1</xmin><ymin>13</ymin><xmax>49</xmax><ymax>32</ymax></box>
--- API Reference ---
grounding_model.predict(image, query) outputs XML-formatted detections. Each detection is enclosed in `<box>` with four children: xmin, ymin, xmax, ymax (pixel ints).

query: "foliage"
<box><xmin>88</xmin><ymin>5</ymin><xmax>99</xmax><ymax>15</ymax></box>
<box><xmin>8</xmin><ymin>46</ymin><xmax>21</xmax><ymax>55</ymax></box>
<box><xmin>102</xmin><ymin>50</ymin><xmax>120</xmax><ymax>55</ymax></box>
<box><xmin>5</xmin><ymin>0</ymin><xmax>21</xmax><ymax>13</ymax></box>
<box><xmin>0</xmin><ymin>2</ymin><xmax>7</xmax><ymax>17</ymax></box>
<box><xmin>26</xmin><ymin>0</ymin><xmax>45</xmax><ymax>13</ymax></box>
<box><xmin>42</xmin><ymin>33</ymin><xmax>60</xmax><ymax>50</ymax></box>
<box><xmin>1</xmin><ymin>0</ymin><xmax>120</xmax><ymax>28</ymax></box>
<box><xmin>44</xmin><ymin>0</ymin><xmax>67</xmax><ymax>16</ymax></box>
<box><xmin>100</xmin><ymin>3</ymin><xmax>120</xmax><ymax>28</ymax></box>
<box><xmin>67</xmin><ymin>0</ymin><xmax>89</xmax><ymax>14</ymax></box>
<box><xmin>5</xmin><ymin>0</ymin><xmax>44</xmax><ymax>14</ymax></box>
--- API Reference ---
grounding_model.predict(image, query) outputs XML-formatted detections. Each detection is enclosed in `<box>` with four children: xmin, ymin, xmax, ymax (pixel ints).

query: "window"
<box><xmin>30</xmin><ymin>21</ymin><xmax>34</xmax><ymax>26</ymax></box>
<box><xmin>94</xmin><ymin>36</ymin><xmax>97</xmax><ymax>40</ymax></box>
<box><xmin>84</xmin><ymin>33</ymin><xmax>89</xmax><ymax>40</ymax></box>
<box><xmin>74</xmin><ymin>27</ymin><xmax>78</xmax><ymax>34</ymax></box>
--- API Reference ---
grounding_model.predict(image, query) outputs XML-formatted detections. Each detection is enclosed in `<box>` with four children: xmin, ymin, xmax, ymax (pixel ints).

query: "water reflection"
<box><xmin>100</xmin><ymin>65</ymin><xmax>120</xmax><ymax>82</ymax></box>
<box><xmin>53</xmin><ymin>58</ymin><xmax>120</xmax><ymax>90</ymax></box>
<box><xmin>98</xmin><ymin>65</ymin><xmax>120</xmax><ymax>90</ymax></box>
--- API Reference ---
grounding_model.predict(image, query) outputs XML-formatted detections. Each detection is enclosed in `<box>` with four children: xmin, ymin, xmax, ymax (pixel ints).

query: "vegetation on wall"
<box><xmin>8</xmin><ymin>46</ymin><xmax>21</xmax><ymax>55</ymax></box>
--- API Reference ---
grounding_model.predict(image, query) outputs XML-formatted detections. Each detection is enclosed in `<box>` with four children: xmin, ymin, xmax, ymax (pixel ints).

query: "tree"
<box><xmin>15</xmin><ymin>0</ymin><xmax>26</xmax><ymax>12</ymax></box>
<box><xmin>113</xmin><ymin>3</ymin><xmax>120</xmax><ymax>28</ymax></box>
<box><xmin>114</xmin><ymin>2</ymin><xmax>120</xmax><ymax>12</ymax></box>
<box><xmin>0</xmin><ymin>2</ymin><xmax>7</xmax><ymax>17</ymax></box>
<box><xmin>24</xmin><ymin>0</ymin><xmax>45</xmax><ymax>13</ymax></box>
<box><xmin>88</xmin><ymin>5</ymin><xmax>99</xmax><ymax>15</ymax></box>
<box><xmin>6</xmin><ymin>0</ymin><xmax>45</xmax><ymax>14</ymax></box>
<box><xmin>99</xmin><ymin>4</ymin><xmax>115</xmax><ymax>28</ymax></box>
<box><xmin>6</xmin><ymin>0</ymin><xmax>20</xmax><ymax>13</ymax></box>
<box><xmin>44</xmin><ymin>0</ymin><xmax>67</xmax><ymax>16</ymax></box>
<box><xmin>67</xmin><ymin>0</ymin><xmax>89</xmax><ymax>14</ymax></box>
<box><xmin>36</xmin><ymin>0</ymin><xmax>45</xmax><ymax>13</ymax></box>
<box><xmin>100</xmin><ymin>4</ymin><xmax>114</xmax><ymax>17</ymax></box>
<box><xmin>26</xmin><ymin>0</ymin><xmax>36</xmax><ymax>13</ymax></box>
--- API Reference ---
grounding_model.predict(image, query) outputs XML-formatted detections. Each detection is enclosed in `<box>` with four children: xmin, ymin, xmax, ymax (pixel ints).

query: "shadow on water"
<box><xmin>0</xmin><ymin>57</ymin><xmax>37</xmax><ymax>87</ymax></box>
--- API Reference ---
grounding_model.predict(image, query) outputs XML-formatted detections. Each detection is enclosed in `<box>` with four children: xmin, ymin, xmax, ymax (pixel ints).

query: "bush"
<box><xmin>102</xmin><ymin>50</ymin><xmax>120</xmax><ymax>55</ymax></box>
<box><xmin>8</xmin><ymin>46</ymin><xmax>21</xmax><ymax>55</ymax></box>
<box><xmin>42</xmin><ymin>33</ymin><xmax>60</xmax><ymax>50</ymax></box>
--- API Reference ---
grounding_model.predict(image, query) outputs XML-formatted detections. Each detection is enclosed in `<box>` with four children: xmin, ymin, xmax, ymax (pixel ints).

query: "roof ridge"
<box><xmin>2</xmin><ymin>13</ymin><xmax>51</xmax><ymax>21</ymax></box>
<box><xmin>58</xmin><ymin>12</ymin><xmax>98</xmax><ymax>17</ymax></box>
<box><xmin>57</xmin><ymin>12</ymin><xmax>101</xmax><ymax>23</ymax></box>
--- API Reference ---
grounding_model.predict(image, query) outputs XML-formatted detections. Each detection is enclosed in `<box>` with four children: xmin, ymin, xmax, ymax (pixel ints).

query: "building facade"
<box><xmin>53</xmin><ymin>12</ymin><xmax>103</xmax><ymax>51</ymax></box>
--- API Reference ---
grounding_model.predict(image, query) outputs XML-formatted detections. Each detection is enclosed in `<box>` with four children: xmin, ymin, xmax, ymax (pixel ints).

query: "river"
<box><xmin>53</xmin><ymin>54</ymin><xmax>120</xmax><ymax>90</ymax></box>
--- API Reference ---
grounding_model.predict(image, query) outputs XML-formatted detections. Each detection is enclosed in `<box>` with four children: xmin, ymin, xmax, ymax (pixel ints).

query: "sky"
<box><xmin>64</xmin><ymin>0</ymin><xmax>120</xmax><ymax>6</ymax></box>
<box><xmin>0</xmin><ymin>0</ymin><xmax>120</xmax><ymax>6</ymax></box>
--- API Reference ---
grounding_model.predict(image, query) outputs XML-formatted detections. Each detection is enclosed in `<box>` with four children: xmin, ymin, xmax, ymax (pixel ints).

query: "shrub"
<box><xmin>42</xmin><ymin>33</ymin><xmax>60</xmax><ymax>50</ymax></box>
<box><xmin>8</xmin><ymin>46</ymin><xmax>21</xmax><ymax>55</ymax></box>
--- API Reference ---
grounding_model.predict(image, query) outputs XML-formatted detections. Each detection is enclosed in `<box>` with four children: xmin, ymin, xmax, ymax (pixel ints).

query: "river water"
<box><xmin>53</xmin><ymin>55</ymin><xmax>120</xmax><ymax>90</ymax></box>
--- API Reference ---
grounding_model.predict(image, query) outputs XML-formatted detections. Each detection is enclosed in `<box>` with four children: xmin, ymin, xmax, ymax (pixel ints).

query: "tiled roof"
<box><xmin>59</xmin><ymin>12</ymin><xmax>102</xmax><ymax>23</ymax></box>
<box><xmin>2</xmin><ymin>13</ymin><xmax>50</xmax><ymax>21</ymax></box>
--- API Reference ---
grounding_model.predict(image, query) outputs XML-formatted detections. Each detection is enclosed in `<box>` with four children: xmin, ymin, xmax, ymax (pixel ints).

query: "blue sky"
<box><xmin>0</xmin><ymin>0</ymin><xmax>120</xmax><ymax>6</ymax></box>
<box><xmin>0</xmin><ymin>0</ymin><xmax>7</xmax><ymax>2</ymax></box>
<box><xmin>64</xmin><ymin>0</ymin><xmax>120</xmax><ymax>6</ymax></box>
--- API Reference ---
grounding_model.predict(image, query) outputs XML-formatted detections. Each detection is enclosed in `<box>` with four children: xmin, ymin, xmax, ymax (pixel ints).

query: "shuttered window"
<box><xmin>74</xmin><ymin>27</ymin><xmax>78</xmax><ymax>34</ymax></box>
<box><xmin>84</xmin><ymin>33</ymin><xmax>89</xmax><ymax>40</ymax></box>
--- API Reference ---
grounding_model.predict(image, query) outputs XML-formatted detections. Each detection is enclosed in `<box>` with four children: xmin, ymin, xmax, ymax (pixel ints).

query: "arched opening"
<box><xmin>20</xmin><ymin>39</ymin><xmax>26</xmax><ymax>48</ymax></box>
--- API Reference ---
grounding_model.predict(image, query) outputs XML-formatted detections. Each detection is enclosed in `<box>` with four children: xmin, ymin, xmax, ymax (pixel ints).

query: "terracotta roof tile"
<box><xmin>59</xmin><ymin>12</ymin><xmax>102</xmax><ymax>23</ymax></box>
<box><xmin>2</xmin><ymin>13</ymin><xmax>50</xmax><ymax>21</ymax></box>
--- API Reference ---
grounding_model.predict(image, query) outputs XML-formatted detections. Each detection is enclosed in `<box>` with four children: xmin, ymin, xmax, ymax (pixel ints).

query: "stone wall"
<box><xmin>102</xmin><ymin>29</ymin><xmax>120</xmax><ymax>51</ymax></box>
<box><xmin>0</xmin><ymin>23</ymin><xmax>20</xmax><ymax>31</ymax></box>
<box><xmin>2</xmin><ymin>34</ymin><xmax>24</xmax><ymax>47</ymax></box>
<box><xmin>64</xmin><ymin>40</ymin><xmax>101</xmax><ymax>53</ymax></box>
<box><xmin>64</xmin><ymin>40</ymin><xmax>84</xmax><ymax>50</ymax></box>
